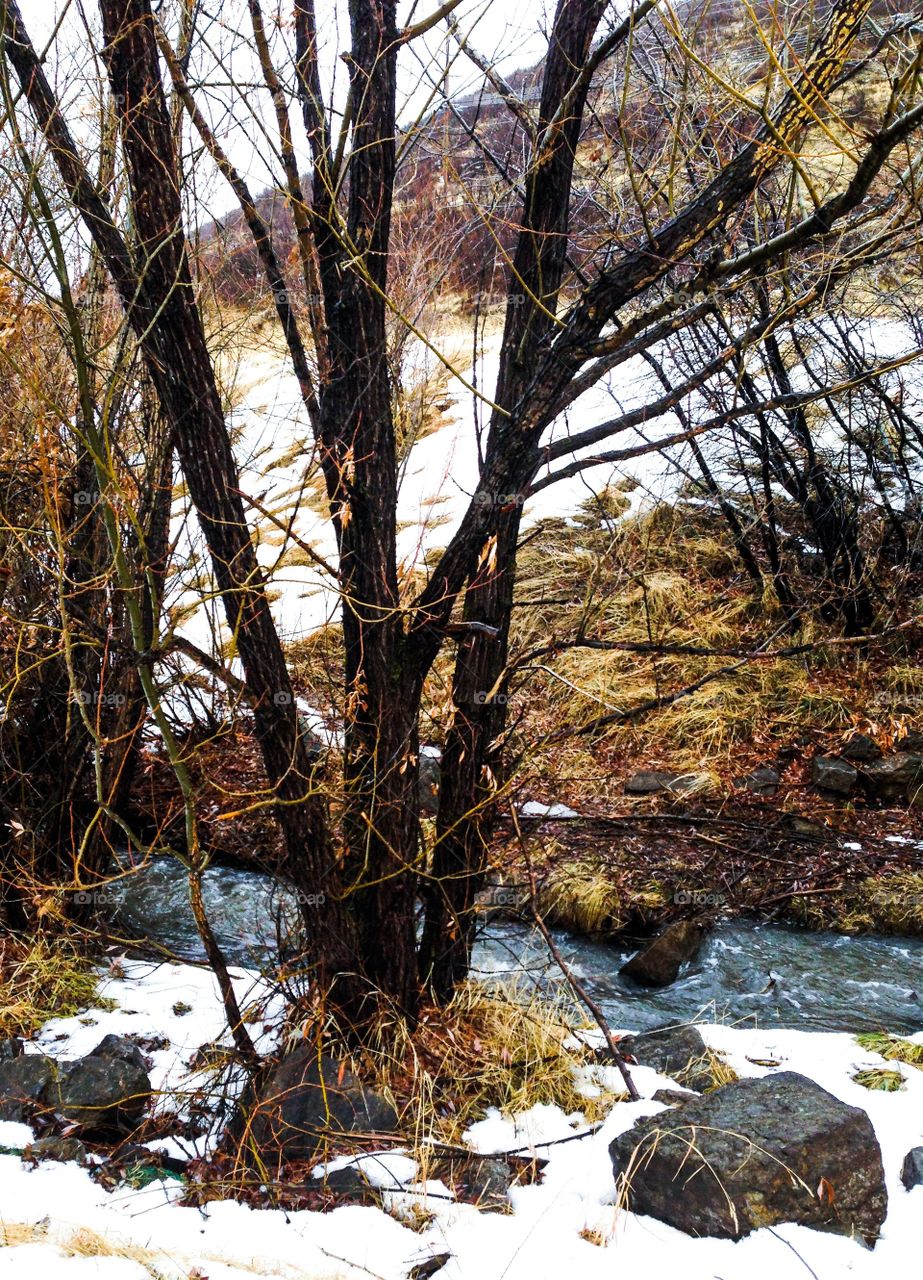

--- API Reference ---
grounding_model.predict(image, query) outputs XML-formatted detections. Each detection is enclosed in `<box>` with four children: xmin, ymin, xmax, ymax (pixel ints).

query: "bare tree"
<box><xmin>1</xmin><ymin>0</ymin><xmax>921</xmax><ymax>1034</ymax></box>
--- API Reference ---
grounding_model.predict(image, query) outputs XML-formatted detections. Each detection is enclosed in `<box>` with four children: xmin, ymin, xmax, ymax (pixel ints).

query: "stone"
<box><xmin>811</xmin><ymin>755</ymin><xmax>858</xmax><ymax>796</ymax></box>
<box><xmin>51</xmin><ymin>1054</ymin><xmax>151</xmax><ymax>1134</ymax></box>
<box><xmin>651</xmin><ymin>1088</ymin><xmax>697</xmax><ymax>1106</ymax></box>
<box><xmin>475</xmin><ymin>880</ymin><xmax>529</xmax><ymax>918</ymax></box>
<box><xmin>316</xmin><ymin>1164</ymin><xmax>371</xmax><ymax>1196</ymax></box>
<box><xmin>0</xmin><ymin>1054</ymin><xmax>56</xmax><ymax>1122</ymax></box>
<box><xmin>246</xmin><ymin>1047</ymin><xmax>400</xmax><ymax>1167</ymax></box>
<box><xmin>610</xmin><ymin>1072</ymin><xmax>887</xmax><ymax>1242</ymax></box>
<box><xmin>418</xmin><ymin>750</ymin><xmax>441</xmax><ymax>817</ymax></box>
<box><xmin>900</xmin><ymin>1146</ymin><xmax>923</xmax><ymax>1190</ymax></box>
<box><xmin>90</xmin><ymin>1034</ymin><xmax>148</xmax><ymax>1072</ymax></box>
<box><xmin>616</xmin><ymin>1024</ymin><xmax>710</xmax><ymax>1089</ymax></box>
<box><xmin>624</xmin><ymin>771</ymin><xmax>698</xmax><ymax>795</ymax></box>
<box><xmin>454</xmin><ymin>1156</ymin><xmax>511</xmax><ymax>1206</ymax></box>
<box><xmin>24</xmin><ymin>1136</ymin><xmax>89</xmax><ymax>1166</ymax></box>
<box><xmin>860</xmin><ymin>753</ymin><xmax>923</xmax><ymax>804</ymax></box>
<box><xmin>841</xmin><ymin>734</ymin><xmax>882</xmax><ymax>763</ymax></box>
<box><xmin>0</xmin><ymin>1037</ymin><xmax>24</xmax><ymax>1060</ymax></box>
<box><xmin>620</xmin><ymin>921</ymin><xmax>706</xmax><ymax>988</ymax></box>
<box><xmin>736</xmin><ymin>766</ymin><xmax>780</xmax><ymax>796</ymax></box>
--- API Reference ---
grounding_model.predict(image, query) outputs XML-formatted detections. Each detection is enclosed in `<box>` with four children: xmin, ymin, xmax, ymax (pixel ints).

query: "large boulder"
<box><xmin>610</xmin><ymin>1072</ymin><xmax>887</xmax><ymax>1242</ymax></box>
<box><xmin>860</xmin><ymin>753</ymin><xmax>923</xmax><ymax>804</ymax></box>
<box><xmin>0</xmin><ymin>1054</ymin><xmax>56</xmax><ymax>1122</ymax></box>
<box><xmin>245</xmin><ymin>1047</ymin><xmax>400</xmax><ymax>1168</ymax></box>
<box><xmin>620</xmin><ymin>921</ymin><xmax>706</xmax><ymax>988</ymax></box>
<box><xmin>616</xmin><ymin>1024</ymin><xmax>711</xmax><ymax>1089</ymax></box>
<box><xmin>51</xmin><ymin>1054</ymin><xmax>151</xmax><ymax>1135</ymax></box>
<box><xmin>812</xmin><ymin>756</ymin><xmax>857</xmax><ymax>796</ymax></box>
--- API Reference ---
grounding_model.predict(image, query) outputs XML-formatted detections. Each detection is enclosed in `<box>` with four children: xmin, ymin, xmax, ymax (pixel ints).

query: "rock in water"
<box><xmin>620</xmin><ymin>920</ymin><xmax>705</xmax><ymax>987</ymax></box>
<box><xmin>246</xmin><ymin>1047</ymin><xmax>399</xmax><ymax>1167</ymax></box>
<box><xmin>0</xmin><ymin>1055</ymin><xmax>57</xmax><ymax>1122</ymax></box>
<box><xmin>609</xmin><ymin>1072</ymin><xmax>887</xmax><ymax>1242</ymax></box>
<box><xmin>901</xmin><ymin>1147</ymin><xmax>923</xmax><ymax>1190</ymax></box>
<box><xmin>52</xmin><ymin>1055</ymin><xmax>151</xmax><ymax>1135</ymax></box>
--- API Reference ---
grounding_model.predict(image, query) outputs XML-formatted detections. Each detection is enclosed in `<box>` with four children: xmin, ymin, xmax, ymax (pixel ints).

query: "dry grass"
<box><xmin>535</xmin><ymin>866</ymin><xmax>629</xmax><ymax>934</ymax></box>
<box><xmin>855</xmin><ymin>1033</ymin><xmax>923</xmax><ymax>1068</ymax></box>
<box><xmin>352</xmin><ymin>978</ymin><xmax>620</xmax><ymax>1148</ymax></box>
<box><xmin>0</xmin><ymin>934</ymin><xmax>107</xmax><ymax>1040</ymax></box>
<box><xmin>851</xmin><ymin>1066</ymin><xmax>905</xmax><ymax>1092</ymax></box>
<box><xmin>791</xmin><ymin>873</ymin><xmax>923</xmax><ymax>936</ymax></box>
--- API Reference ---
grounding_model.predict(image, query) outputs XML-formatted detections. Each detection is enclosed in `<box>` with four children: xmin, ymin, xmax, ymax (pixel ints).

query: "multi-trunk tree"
<box><xmin>1</xmin><ymin>0</ymin><xmax>921</xmax><ymax>1036</ymax></box>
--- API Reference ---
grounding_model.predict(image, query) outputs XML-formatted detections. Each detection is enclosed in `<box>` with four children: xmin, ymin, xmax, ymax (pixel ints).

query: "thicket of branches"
<box><xmin>0</xmin><ymin>0</ymin><xmax>921</xmax><ymax>1048</ymax></box>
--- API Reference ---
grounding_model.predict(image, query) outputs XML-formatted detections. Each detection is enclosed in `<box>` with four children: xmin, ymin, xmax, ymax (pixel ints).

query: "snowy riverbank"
<box><xmin>1</xmin><ymin>959</ymin><xmax>921</xmax><ymax>1280</ymax></box>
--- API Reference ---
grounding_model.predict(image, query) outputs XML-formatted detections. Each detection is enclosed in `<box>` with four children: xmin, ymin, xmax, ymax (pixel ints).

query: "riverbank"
<box><xmin>1</xmin><ymin>957</ymin><xmax>922</xmax><ymax>1280</ymax></box>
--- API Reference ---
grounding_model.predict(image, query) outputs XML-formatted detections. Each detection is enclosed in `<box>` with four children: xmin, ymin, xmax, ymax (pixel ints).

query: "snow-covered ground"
<box><xmin>1</xmin><ymin>959</ymin><xmax>922</xmax><ymax>1280</ymax></box>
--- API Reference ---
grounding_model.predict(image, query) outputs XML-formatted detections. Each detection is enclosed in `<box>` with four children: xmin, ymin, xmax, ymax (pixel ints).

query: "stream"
<box><xmin>109</xmin><ymin>856</ymin><xmax>923</xmax><ymax>1035</ymax></box>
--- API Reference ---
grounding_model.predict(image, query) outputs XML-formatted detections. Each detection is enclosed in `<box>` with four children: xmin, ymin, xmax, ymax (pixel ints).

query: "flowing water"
<box><xmin>111</xmin><ymin>856</ymin><xmax>923</xmax><ymax>1035</ymax></box>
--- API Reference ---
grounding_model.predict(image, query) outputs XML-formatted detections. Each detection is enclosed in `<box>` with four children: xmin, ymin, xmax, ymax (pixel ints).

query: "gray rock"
<box><xmin>24</xmin><ymin>1136</ymin><xmax>89</xmax><ymax>1166</ymax></box>
<box><xmin>610</xmin><ymin>1072</ymin><xmax>887</xmax><ymax>1242</ymax></box>
<box><xmin>246</xmin><ymin>1047</ymin><xmax>400</xmax><ymax>1168</ymax></box>
<box><xmin>52</xmin><ymin>1055</ymin><xmax>151</xmax><ymax>1134</ymax></box>
<box><xmin>841</xmin><ymin>735</ymin><xmax>882</xmax><ymax>763</ymax></box>
<box><xmin>620</xmin><ymin>921</ymin><xmax>706</xmax><ymax>988</ymax></box>
<box><xmin>455</xmin><ymin>1156</ymin><xmax>511</xmax><ymax>1205</ymax></box>
<box><xmin>736</xmin><ymin>766</ymin><xmax>780</xmax><ymax>796</ymax></box>
<box><xmin>475</xmin><ymin>880</ymin><xmax>529</xmax><ymax>919</ymax></box>
<box><xmin>901</xmin><ymin>1146</ymin><xmax>923</xmax><ymax>1190</ymax></box>
<box><xmin>0</xmin><ymin>1054</ymin><xmax>56</xmax><ymax>1122</ymax></box>
<box><xmin>418</xmin><ymin>751</ymin><xmax>441</xmax><ymax>816</ymax></box>
<box><xmin>617</xmin><ymin>1024</ymin><xmax>710</xmax><ymax>1089</ymax></box>
<box><xmin>651</xmin><ymin>1088</ymin><xmax>697</xmax><ymax>1106</ymax></box>
<box><xmin>90</xmin><ymin>1034</ymin><xmax>148</xmax><ymax>1072</ymax></box>
<box><xmin>0</xmin><ymin>1037</ymin><xmax>24</xmax><ymax>1060</ymax></box>
<box><xmin>812</xmin><ymin>755</ymin><xmax>858</xmax><ymax>796</ymax></box>
<box><xmin>624</xmin><ymin>771</ymin><xmax>698</xmax><ymax>795</ymax></box>
<box><xmin>860</xmin><ymin>753</ymin><xmax>923</xmax><ymax>803</ymax></box>
<box><xmin>314</xmin><ymin>1163</ymin><xmax>371</xmax><ymax>1196</ymax></box>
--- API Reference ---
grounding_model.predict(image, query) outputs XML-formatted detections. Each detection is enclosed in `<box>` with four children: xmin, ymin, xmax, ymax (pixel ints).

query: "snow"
<box><xmin>2</xmin><ymin>962</ymin><xmax>923</xmax><ymax>1279</ymax></box>
<box><xmin>519</xmin><ymin>801</ymin><xmax>580</xmax><ymax>819</ymax></box>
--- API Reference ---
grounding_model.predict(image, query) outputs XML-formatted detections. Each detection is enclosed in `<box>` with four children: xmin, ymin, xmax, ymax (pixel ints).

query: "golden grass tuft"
<box><xmin>352</xmin><ymin>979</ymin><xmax>619</xmax><ymax>1148</ymax></box>
<box><xmin>535</xmin><ymin>866</ymin><xmax>628</xmax><ymax>934</ymax></box>
<box><xmin>791</xmin><ymin>873</ymin><xmax>923</xmax><ymax>937</ymax></box>
<box><xmin>852</xmin><ymin>1066</ymin><xmax>905</xmax><ymax>1091</ymax></box>
<box><xmin>0</xmin><ymin>934</ymin><xmax>107</xmax><ymax>1040</ymax></box>
<box><xmin>855</xmin><ymin>1032</ymin><xmax>923</xmax><ymax>1068</ymax></box>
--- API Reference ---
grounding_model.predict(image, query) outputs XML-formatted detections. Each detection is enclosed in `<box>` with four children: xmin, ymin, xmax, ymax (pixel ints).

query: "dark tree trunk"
<box><xmin>420</xmin><ymin>0</ymin><xmax>609</xmax><ymax>998</ymax></box>
<box><xmin>1</xmin><ymin>0</ymin><xmax>365</xmax><ymax>1012</ymax></box>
